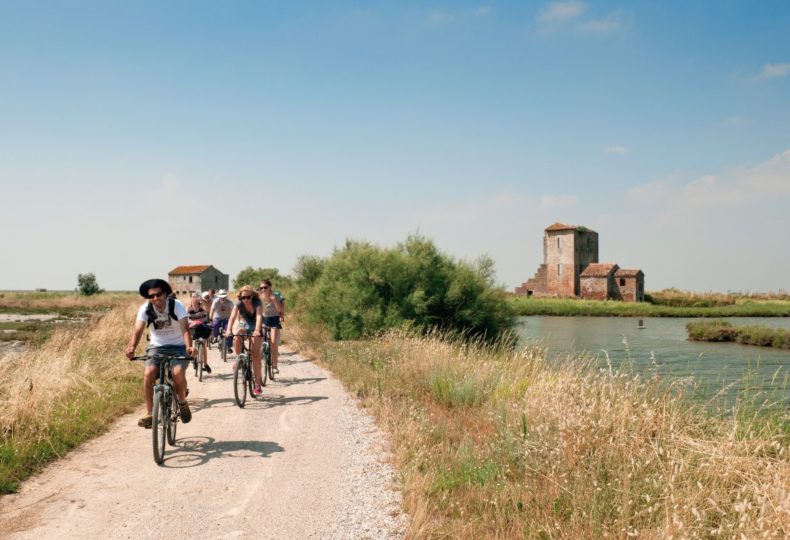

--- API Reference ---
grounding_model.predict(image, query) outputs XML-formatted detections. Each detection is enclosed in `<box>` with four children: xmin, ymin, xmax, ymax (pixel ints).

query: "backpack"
<box><xmin>145</xmin><ymin>296</ymin><xmax>178</xmax><ymax>327</ymax></box>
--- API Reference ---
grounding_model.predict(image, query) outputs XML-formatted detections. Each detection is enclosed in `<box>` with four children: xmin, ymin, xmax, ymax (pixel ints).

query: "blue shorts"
<box><xmin>263</xmin><ymin>316</ymin><xmax>281</xmax><ymax>329</ymax></box>
<box><xmin>145</xmin><ymin>345</ymin><xmax>190</xmax><ymax>370</ymax></box>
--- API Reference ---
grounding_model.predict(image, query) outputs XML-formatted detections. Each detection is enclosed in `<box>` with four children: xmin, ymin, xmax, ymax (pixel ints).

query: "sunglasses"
<box><xmin>259</xmin><ymin>286</ymin><xmax>269</xmax><ymax>290</ymax></box>
<box><xmin>240</xmin><ymin>295</ymin><xmax>253</xmax><ymax>300</ymax></box>
<box><xmin>147</xmin><ymin>292</ymin><xmax>164</xmax><ymax>299</ymax></box>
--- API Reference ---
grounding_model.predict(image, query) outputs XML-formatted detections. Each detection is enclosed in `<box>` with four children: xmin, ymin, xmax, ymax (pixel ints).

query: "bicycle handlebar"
<box><xmin>129</xmin><ymin>355</ymin><xmax>194</xmax><ymax>362</ymax></box>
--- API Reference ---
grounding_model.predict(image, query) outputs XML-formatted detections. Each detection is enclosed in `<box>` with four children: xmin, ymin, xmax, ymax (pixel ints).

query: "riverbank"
<box><xmin>687</xmin><ymin>320</ymin><xmax>790</xmax><ymax>349</ymax></box>
<box><xmin>510</xmin><ymin>296</ymin><xmax>790</xmax><ymax>317</ymax></box>
<box><xmin>291</xmin><ymin>321</ymin><xmax>790</xmax><ymax>538</ymax></box>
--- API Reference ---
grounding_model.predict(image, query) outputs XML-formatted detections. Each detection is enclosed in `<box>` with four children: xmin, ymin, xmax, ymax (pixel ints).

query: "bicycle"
<box><xmin>262</xmin><ymin>325</ymin><xmax>275</xmax><ymax>385</ymax></box>
<box><xmin>131</xmin><ymin>353</ymin><xmax>192</xmax><ymax>465</ymax></box>
<box><xmin>218</xmin><ymin>326</ymin><xmax>229</xmax><ymax>362</ymax></box>
<box><xmin>192</xmin><ymin>335</ymin><xmax>208</xmax><ymax>382</ymax></box>
<box><xmin>229</xmin><ymin>334</ymin><xmax>259</xmax><ymax>408</ymax></box>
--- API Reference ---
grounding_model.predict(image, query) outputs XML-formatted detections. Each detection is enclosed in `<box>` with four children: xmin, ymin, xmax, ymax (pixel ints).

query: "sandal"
<box><xmin>178</xmin><ymin>401</ymin><xmax>192</xmax><ymax>424</ymax></box>
<box><xmin>138</xmin><ymin>415</ymin><xmax>152</xmax><ymax>429</ymax></box>
<box><xmin>203</xmin><ymin>364</ymin><xmax>212</xmax><ymax>374</ymax></box>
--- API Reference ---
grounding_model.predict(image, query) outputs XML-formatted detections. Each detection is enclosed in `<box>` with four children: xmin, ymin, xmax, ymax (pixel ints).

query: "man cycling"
<box><xmin>125</xmin><ymin>279</ymin><xmax>194</xmax><ymax>428</ymax></box>
<box><xmin>209</xmin><ymin>288</ymin><xmax>233</xmax><ymax>351</ymax></box>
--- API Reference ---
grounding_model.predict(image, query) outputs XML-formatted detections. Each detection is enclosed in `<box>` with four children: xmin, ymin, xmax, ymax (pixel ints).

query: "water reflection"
<box><xmin>516</xmin><ymin>316</ymin><xmax>790</xmax><ymax>405</ymax></box>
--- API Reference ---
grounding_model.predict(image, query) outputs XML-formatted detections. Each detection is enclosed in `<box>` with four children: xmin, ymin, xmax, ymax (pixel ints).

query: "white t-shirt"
<box><xmin>211</xmin><ymin>297</ymin><xmax>233</xmax><ymax>320</ymax></box>
<box><xmin>136</xmin><ymin>299</ymin><xmax>188</xmax><ymax>347</ymax></box>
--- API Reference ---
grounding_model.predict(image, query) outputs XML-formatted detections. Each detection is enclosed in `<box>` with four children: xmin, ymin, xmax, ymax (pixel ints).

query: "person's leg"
<box><xmin>251</xmin><ymin>336</ymin><xmax>262</xmax><ymax>388</ymax></box>
<box><xmin>143</xmin><ymin>364</ymin><xmax>157</xmax><ymax>414</ymax></box>
<box><xmin>172</xmin><ymin>364</ymin><xmax>188</xmax><ymax>402</ymax></box>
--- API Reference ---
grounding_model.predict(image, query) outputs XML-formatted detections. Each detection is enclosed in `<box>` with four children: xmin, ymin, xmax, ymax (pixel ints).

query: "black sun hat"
<box><xmin>138</xmin><ymin>278</ymin><xmax>173</xmax><ymax>298</ymax></box>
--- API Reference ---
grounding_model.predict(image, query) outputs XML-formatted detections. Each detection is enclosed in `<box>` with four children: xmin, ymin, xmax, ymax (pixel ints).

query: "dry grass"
<box><xmin>0</xmin><ymin>291</ymin><xmax>137</xmax><ymax>314</ymax></box>
<box><xmin>290</xmin><ymin>323</ymin><xmax>790</xmax><ymax>538</ymax></box>
<box><xmin>0</xmin><ymin>300</ymin><xmax>141</xmax><ymax>492</ymax></box>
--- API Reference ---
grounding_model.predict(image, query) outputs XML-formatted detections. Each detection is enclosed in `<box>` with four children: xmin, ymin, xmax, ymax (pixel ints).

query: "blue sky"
<box><xmin>1</xmin><ymin>1</ymin><xmax>789</xmax><ymax>293</ymax></box>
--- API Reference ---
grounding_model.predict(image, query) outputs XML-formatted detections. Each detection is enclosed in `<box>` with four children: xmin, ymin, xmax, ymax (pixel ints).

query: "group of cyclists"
<box><xmin>125</xmin><ymin>278</ymin><xmax>285</xmax><ymax>429</ymax></box>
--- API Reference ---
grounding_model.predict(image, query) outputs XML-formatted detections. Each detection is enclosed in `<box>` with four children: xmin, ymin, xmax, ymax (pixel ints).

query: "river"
<box><xmin>516</xmin><ymin>316</ymin><xmax>790</xmax><ymax>405</ymax></box>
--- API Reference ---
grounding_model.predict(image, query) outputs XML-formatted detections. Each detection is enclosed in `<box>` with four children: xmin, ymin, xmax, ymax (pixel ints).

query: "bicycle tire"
<box><xmin>246</xmin><ymin>360</ymin><xmax>256</xmax><ymax>396</ymax></box>
<box><xmin>221</xmin><ymin>338</ymin><xmax>227</xmax><ymax>362</ymax></box>
<box><xmin>152</xmin><ymin>390</ymin><xmax>167</xmax><ymax>465</ymax></box>
<box><xmin>233</xmin><ymin>354</ymin><xmax>247</xmax><ymax>408</ymax></box>
<box><xmin>260</xmin><ymin>342</ymin><xmax>269</xmax><ymax>386</ymax></box>
<box><xmin>167</xmin><ymin>402</ymin><xmax>177</xmax><ymax>446</ymax></box>
<box><xmin>197</xmin><ymin>341</ymin><xmax>204</xmax><ymax>382</ymax></box>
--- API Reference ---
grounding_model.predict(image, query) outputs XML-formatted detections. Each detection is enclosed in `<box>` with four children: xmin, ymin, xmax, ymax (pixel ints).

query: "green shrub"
<box><xmin>294</xmin><ymin>235</ymin><xmax>514</xmax><ymax>342</ymax></box>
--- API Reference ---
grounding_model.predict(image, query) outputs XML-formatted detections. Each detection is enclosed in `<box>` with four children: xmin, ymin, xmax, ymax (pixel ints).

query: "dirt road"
<box><xmin>0</xmin><ymin>347</ymin><xmax>405</xmax><ymax>539</ymax></box>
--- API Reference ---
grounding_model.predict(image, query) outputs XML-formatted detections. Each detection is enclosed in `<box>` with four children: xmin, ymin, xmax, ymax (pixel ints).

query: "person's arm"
<box><xmin>125</xmin><ymin>320</ymin><xmax>146</xmax><ymax>359</ymax></box>
<box><xmin>254</xmin><ymin>306</ymin><xmax>263</xmax><ymax>336</ymax></box>
<box><xmin>226</xmin><ymin>305</ymin><xmax>238</xmax><ymax>335</ymax></box>
<box><xmin>209</xmin><ymin>298</ymin><xmax>218</xmax><ymax>320</ymax></box>
<box><xmin>179</xmin><ymin>317</ymin><xmax>195</xmax><ymax>356</ymax></box>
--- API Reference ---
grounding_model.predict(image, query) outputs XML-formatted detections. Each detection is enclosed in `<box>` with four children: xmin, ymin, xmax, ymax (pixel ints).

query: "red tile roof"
<box><xmin>615</xmin><ymin>268</ymin><xmax>643</xmax><ymax>278</ymax></box>
<box><xmin>580</xmin><ymin>263</ymin><xmax>619</xmax><ymax>277</ymax></box>
<box><xmin>169</xmin><ymin>265</ymin><xmax>212</xmax><ymax>275</ymax></box>
<box><xmin>545</xmin><ymin>222</ymin><xmax>577</xmax><ymax>232</ymax></box>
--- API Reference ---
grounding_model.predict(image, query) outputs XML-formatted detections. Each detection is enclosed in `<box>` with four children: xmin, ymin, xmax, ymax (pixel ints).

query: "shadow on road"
<box><xmin>162</xmin><ymin>436</ymin><xmax>284</xmax><ymax>468</ymax></box>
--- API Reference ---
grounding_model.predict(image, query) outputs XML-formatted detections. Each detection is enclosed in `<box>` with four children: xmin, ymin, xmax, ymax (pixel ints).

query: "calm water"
<box><xmin>516</xmin><ymin>316</ymin><xmax>790</xmax><ymax>404</ymax></box>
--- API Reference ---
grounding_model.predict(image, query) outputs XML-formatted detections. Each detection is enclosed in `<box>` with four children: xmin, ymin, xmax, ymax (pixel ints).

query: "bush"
<box><xmin>233</xmin><ymin>267</ymin><xmax>293</xmax><ymax>290</ymax></box>
<box><xmin>77</xmin><ymin>273</ymin><xmax>103</xmax><ymax>296</ymax></box>
<box><xmin>295</xmin><ymin>235</ymin><xmax>514</xmax><ymax>342</ymax></box>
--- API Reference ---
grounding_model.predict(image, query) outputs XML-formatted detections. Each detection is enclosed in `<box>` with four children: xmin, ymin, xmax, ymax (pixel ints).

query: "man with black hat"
<box><xmin>125</xmin><ymin>278</ymin><xmax>194</xmax><ymax>428</ymax></box>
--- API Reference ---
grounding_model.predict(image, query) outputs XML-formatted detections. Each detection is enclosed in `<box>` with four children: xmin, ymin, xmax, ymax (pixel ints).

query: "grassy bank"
<box><xmin>0</xmin><ymin>301</ymin><xmax>141</xmax><ymax>493</ymax></box>
<box><xmin>687</xmin><ymin>320</ymin><xmax>790</xmax><ymax>349</ymax></box>
<box><xmin>0</xmin><ymin>291</ymin><xmax>137</xmax><ymax>315</ymax></box>
<box><xmin>510</xmin><ymin>296</ymin><xmax>790</xmax><ymax>317</ymax></box>
<box><xmin>290</xmin><ymin>322</ymin><xmax>790</xmax><ymax>538</ymax></box>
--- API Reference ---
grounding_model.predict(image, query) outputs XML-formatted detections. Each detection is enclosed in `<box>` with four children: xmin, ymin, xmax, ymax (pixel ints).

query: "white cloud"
<box><xmin>538</xmin><ymin>1</ymin><xmax>586</xmax><ymax>22</ymax></box>
<box><xmin>579</xmin><ymin>10</ymin><xmax>626</xmax><ymax>33</ymax></box>
<box><xmin>604</xmin><ymin>145</ymin><xmax>628</xmax><ymax>154</ymax></box>
<box><xmin>751</xmin><ymin>63</ymin><xmax>790</xmax><ymax>83</ymax></box>
<box><xmin>628</xmin><ymin>149</ymin><xmax>790</xmax><ymax>210</ymax></box>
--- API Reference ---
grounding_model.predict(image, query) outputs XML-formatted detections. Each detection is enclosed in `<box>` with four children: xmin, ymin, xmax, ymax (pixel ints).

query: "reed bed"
<box><xmin>290</xmin><ymin>324</ymin><xmax>790</xmax><ymax>538</ymax></box>
<box><xmin>0</xmin><ymin>291</ymin><xmax>137</xmax><ymax>314</ymax></box>
<box><xmin>0</xmin><ymin>301</ymin><xmax>141</xmax><ymax>492</ymax></box>
<box><xmin>687</xmin><ymin>320</ymin><xmax>790</xmax><ymax>349</ymax></box>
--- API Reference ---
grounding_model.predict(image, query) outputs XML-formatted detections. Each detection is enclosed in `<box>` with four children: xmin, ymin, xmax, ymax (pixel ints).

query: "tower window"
<box><xmin>557</xmin><ymin>237</ymin><xmax>562</xmax><ymax>249</ymax></box>
<box><xmin>620</xmin><ymin>278</ymin><xmax>626</xmax><ymax>286</ymax></box>
<box><xmin>558</xmin><ymin>263</ymin><xmax>562</xmax><ymax>275</ymax></box>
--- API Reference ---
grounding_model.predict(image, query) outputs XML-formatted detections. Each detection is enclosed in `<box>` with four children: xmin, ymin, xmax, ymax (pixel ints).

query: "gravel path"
<box><xmin>0</xmin><ymin>347</ymin><xmax>407</xmax><ymax>539</ymax></box>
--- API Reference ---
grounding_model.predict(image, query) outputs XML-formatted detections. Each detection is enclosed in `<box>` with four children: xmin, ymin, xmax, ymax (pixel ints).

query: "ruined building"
<box><xmin>515</xmin><ymin>223</ymin><xmax>645</xmax><ymax>301</ymax></box>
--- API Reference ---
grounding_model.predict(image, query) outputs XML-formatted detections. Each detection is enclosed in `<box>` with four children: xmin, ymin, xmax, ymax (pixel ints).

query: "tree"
<box><xmin>77</xmin><ymin>273</ymin><xmax>104</xmax><ymax>296</ymax></box>
<box><xmin>232</xmin><ymin>267</ymin><xmax>293</xmax><ymax>290</ymax></box>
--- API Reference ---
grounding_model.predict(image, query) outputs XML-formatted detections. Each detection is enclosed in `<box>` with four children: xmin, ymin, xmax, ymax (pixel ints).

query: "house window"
<box><xmin>558</xmin><ymin>263</ymin><xmax>562</xmax><ymax>275</ymax></box>
<box><xmin>189</xmin><ymin>276</ymin><xmax>193</xmax><ymax>283</ymax></box>
<box><xmin>620</xmin><ymin>278</ymin><xmax>626</xmax><ymax>286</ymax></box>
<box><xmin>557</xmin><ymin>237</ymin><xmax>562</xmax><ymax>249</ymax></box>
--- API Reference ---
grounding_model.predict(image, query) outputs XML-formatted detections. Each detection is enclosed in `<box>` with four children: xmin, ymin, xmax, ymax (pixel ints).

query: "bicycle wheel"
<box><xmin>152</xmin><ymin>390</ymin><xmax>167</xmax><ymax>465</ymax></box>
<box><xmin>233</xmin><ymin>354</ymin><xmax>247</xmax><ymax>408</ymax></box>
<box><xmin>262</xmin><ymin>342</ymin><xmax>271</xmax><ymax>386</ymax></box>
<box><xmin>197</xmin><ymin>341</ymin><xmax>204</xmax><ymax>382</ymax></box>
<box><xmin>167</xmin><ymin>401</ymin><xmax>178</xmax><ymax>446</ymax></box>
<box><xmin>220</xmin><ymin>337</ymin><xmax>227</xmax><ymax>362</ymax></box>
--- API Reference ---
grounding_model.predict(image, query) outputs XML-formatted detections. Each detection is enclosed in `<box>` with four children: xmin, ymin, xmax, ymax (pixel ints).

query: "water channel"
<box><xmin>516</xmin><ymin>316</ymin><xmax>790</xmax><ymax>405</ymax></box>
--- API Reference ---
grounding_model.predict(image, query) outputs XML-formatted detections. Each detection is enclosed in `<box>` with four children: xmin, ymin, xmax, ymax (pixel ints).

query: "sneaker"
<box><xmin>138</xmin><ymin>415</ymin><xmax>152</xmax><ymax>429</ymax></box>
<box><xmin>178</xmin><ymin>401</ymin><xmax>192</xmax><ymax>423</ymax></box>
<box><xmin>203</xmin><ymin>364</ymin><xmax>212</xmax><ymax>374</ymax></box>
<box><xmin>252</xmin><ymin>384</ymin><xmax>262</xmax><ymax>396</ymax></box>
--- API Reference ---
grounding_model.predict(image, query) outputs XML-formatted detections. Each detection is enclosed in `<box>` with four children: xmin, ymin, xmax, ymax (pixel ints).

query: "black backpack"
<box><xmin>145</xmin><ymin>296</ymin><xmax>178</xmax><ymax>327</ymax></box>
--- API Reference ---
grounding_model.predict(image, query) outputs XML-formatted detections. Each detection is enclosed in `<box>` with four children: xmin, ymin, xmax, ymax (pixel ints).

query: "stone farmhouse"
<box><xmin>168</xmin><ymin>265</ymin><xmax>229</xmax><ymax>296</ymax></box>
<box><xmin>515</xmin><ymin>223</ymin><xmax>645</xmax><ymax>302</ymax></box>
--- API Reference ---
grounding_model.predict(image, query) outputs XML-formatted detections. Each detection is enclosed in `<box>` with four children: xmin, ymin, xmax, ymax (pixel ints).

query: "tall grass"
<box><xmin>0</xmin><ymin>291</ymin><xmax>137</xmax><ymax>314</ymax></box>
<box><xmin>0</xmin><ymin>301</ymin><xmax>141</xmax><ymax>492</ymax></box>
<box><xmin>290</xmin><ymin>322</ymin><xmax>790</xmax><ymax>538</ymax></box>
<box><xmin>510</xmin><ymin>296</ymin><xmax>790</xmax><ymax>317</ymax></box>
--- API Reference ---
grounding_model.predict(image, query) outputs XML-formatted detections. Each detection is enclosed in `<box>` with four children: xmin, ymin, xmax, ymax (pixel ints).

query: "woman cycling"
<box><xmin>258</xmin><ymin>280</ymin><xmax>283</xmax><ymax>374</ymax></box>
<box><xmin>187</xmin><ymin>293</ymin><xmax>212</xmax><ymax>374</ymax></box>
<box><xmin>226</xmin><ymin>285</ymin><xmax>264</xmax><ymax>395</ymax></box>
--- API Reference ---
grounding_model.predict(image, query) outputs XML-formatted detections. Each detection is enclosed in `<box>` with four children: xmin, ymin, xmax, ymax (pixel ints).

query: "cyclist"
<box><xmin>187</xmin><ymin>293</ymin><xmax>212</xmax><ymax>374</ymax></box>
<box><xmin>209</xmin><ymin>288</ymin><xmax>233</xmax><ymax>350</ymax></box>
<box><xmin>125</xmin><ymin>278</ymin><xmax>194</xmax><ymax>428</ymax></box>
<box><xmin>226</xmin><ymin>285</ymin><xmax>264</xmax><ymax>396</ymax></box>
<box><xmin>258</xmin><ymin>280</ymin><xmax>283</xmax><ymax>374</ymax></box>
